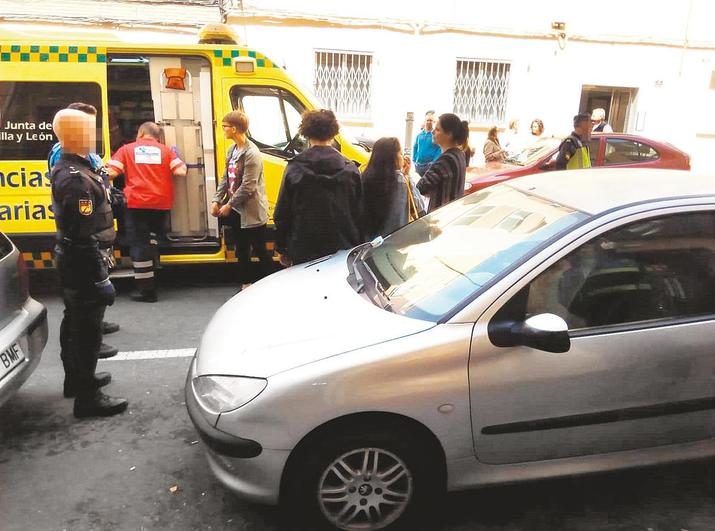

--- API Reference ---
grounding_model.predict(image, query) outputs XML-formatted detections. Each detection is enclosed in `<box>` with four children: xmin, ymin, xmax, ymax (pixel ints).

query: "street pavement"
<box><xmin>0</xmin><ymin>268</ymin><xmax>713</xmax><ymax>531</ymax></box>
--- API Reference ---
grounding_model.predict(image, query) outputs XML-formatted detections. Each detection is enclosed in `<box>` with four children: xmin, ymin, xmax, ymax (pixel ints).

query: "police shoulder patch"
<box><xmin>79</xmin><ymin>198</ymin><xmax>93</xmax><ymax>216</ymax></box>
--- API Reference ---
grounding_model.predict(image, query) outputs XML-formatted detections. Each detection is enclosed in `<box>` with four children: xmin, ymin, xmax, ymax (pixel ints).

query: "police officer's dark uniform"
<box><xmin>555</xmin><ymin>131</ymin><xmax>592</xmax><ymax>171</ymax></box>
<box><xmin>52</xmin><ymin>153</ymin><xmax>129</xmax><ymax>417</ymax></box>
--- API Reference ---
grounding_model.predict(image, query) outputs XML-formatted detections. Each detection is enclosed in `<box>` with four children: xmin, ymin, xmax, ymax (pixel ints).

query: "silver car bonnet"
<box><xmin>196</xmin><ymin>251</ymin><xmax>436</xmax><ymax>378</ymax></box>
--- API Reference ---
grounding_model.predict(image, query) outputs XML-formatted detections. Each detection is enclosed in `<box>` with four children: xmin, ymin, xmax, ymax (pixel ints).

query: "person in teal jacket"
<box><xmin>412</xmin><ymin>110</ymin><xmax>442</xmax><ymax>176</ymax></box>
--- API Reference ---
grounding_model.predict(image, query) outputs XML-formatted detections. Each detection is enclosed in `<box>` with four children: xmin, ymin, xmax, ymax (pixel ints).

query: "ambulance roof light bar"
<box><xmin>198</xmin><ymin>23</ymin><xmax>240</xmax><ymax>45</ymax></box>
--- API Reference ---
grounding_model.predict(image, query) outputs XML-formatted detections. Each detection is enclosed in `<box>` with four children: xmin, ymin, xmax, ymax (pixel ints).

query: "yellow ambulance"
<box><xmin>0</xmin><ymin>24</ymin><xmax>367</xmax><ymax>270</ymax></box>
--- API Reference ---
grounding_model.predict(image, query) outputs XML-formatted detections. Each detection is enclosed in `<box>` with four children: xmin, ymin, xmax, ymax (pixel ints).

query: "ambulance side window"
<box><xmin>0</xmin><ymin>81</ymin><xmax>103</xmax><ymax>160</ymax></box>
<box><xmin>230</xmin><ymin>86</ymin><xmax>307</xmax><ymax>158</ymax></box>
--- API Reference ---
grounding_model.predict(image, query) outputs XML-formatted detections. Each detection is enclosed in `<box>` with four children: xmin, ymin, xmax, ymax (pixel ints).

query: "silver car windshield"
<box><xmin>361</xmin><ymin>185</ymin><xmax>589</xmax><ymax>321</ymax></box>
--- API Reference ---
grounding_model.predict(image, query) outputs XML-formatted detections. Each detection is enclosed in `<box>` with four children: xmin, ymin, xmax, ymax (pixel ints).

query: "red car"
<box><xmin>465</xmin><ymin>133</ymin><xmax>691</xmax><ymax>194</ymax></box>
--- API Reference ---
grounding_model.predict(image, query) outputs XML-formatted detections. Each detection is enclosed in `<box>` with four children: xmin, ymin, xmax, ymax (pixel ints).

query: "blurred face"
<box><xmin>424</xmin><ymin>113</ymin><xmax>436</xmax><ymax>132</ymax></box>
<box><xmin>531</xmin><ymin>121</ymin><xmax>542</xmax><ymax>135</ymax></box>
<box><xmin>54</xmin><ymin>110</ymin><xmax>94</xmax><ymax>155</ymax></box>
<box><xmin>575</xmin><ymin>119</ymin><xmax>591</xmax><ymax>141</ymax></box>
<box><xmin>394</xmin><ymin>145</ymin><xmax>404</xmax><ymax>169</ymax></box>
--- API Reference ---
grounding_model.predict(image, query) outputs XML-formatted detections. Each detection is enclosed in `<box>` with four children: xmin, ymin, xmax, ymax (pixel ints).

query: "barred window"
<box><xmin>314</xmin><ymin>50</ymin><xmax>372</xmax><ymax>120</ymax></box>
<box><xmin>453</xmin><ymin>59</ymin><xmax>510</xmax><ymax>125</ymax></box>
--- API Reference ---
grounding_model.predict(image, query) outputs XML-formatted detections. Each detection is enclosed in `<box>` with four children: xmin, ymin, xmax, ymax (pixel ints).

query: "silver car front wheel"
<box><xmin>318</xmin><ymin>447</ymin><xmax>413</xmax><ymax>530</ymax></box>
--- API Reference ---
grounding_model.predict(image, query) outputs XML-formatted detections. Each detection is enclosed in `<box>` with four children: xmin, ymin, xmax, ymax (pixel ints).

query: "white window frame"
<box><xmin>314</xmin><ymin>49</ymin><xmax>373</xmax><ymax>120</ymax></box>
<box><xmin>453</xmin><ymin>58</ymin><xmax>511</xmax><ymax>125</ymax></box>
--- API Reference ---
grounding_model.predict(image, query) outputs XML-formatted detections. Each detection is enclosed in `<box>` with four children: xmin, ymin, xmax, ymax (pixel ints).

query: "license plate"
<box><xmin>0</xmin><ymin>342</ymin><xmax>26</xmax><ymax>381</ymax></box>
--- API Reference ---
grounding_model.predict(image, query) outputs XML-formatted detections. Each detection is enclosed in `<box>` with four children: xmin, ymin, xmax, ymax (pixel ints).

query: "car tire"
<box><xmin>283</xmin><ymin>426</ymin><xmax>443</xmax><ymax>531</ymax></box>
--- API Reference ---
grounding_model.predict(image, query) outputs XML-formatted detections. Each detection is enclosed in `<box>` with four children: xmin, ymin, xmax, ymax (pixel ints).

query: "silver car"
<box><xmin>186</xmin><ymin>169</ymin><xmax>715</xmax><ymax>531</ymax></box>
<box><xmin>0</xmin><ymin>232</ymin><xmax>48</xmax><ymax>408</ymax></box>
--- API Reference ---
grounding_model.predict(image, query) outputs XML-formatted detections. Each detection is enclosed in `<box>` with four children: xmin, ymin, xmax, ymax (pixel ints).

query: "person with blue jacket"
<box><xmin>362</xmin><ymin>137</ymin><xmax>425</xmax><ymax>240</ymax></box>
<box><xmin>412</xmin><ymin>110</ymin><xmax>442</xmax><ymax>176</ymax></box>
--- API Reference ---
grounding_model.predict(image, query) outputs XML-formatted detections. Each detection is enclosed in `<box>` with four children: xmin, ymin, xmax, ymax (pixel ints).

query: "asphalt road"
<box><xmin>1</xmin><ymin>268</ymin><xmax>713</xmax><ymax>531</ymax></box>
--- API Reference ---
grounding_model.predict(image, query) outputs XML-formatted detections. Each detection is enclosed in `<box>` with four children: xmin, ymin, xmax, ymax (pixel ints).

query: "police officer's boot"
<box><xmin>63</xmin><ymin>372</ymin><xmax>112</xmax><ymax>398</ymax></box>
<box><xmin>74</xmin><ymin>390</ymin><xmax>129</xmax><ymax>418</ymax></box>
<box><xmin>98</xmin><ymin>342</ymin><xmax>119</xmax><ymax>358</ymax></box>
<box><xmin>102</xmin><ymin>321</ymin><xmax>120</xmax><ymax>334</ymax></box>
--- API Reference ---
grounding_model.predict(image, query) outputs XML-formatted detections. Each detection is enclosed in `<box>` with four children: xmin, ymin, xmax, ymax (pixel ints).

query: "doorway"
<box><xmin>107</xmin><ymin>54</ymin><xmax>219</xmax><ymax>253</ymax></box>
<box><xmin>579</xmin><ymin>85</ymin><xmax>638</xmax><ymax>133</ymax></box>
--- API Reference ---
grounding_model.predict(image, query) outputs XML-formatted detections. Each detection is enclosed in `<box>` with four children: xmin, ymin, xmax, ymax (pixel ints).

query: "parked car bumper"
<box><xmin>0</xmin><ymin>297</ymin><xmax>48</xmax><ymax>408</ymax></box>
<box><xmin>185</xmin><ymin>356</ymin><xmax>288</xmax><ymax>504</ymax></box>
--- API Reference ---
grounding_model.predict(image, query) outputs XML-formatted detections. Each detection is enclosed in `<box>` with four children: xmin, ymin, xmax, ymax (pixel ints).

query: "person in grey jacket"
<box><xmin>211</xmin><ymin>110</ymin><xmax>271</xmax><ymax>288</ymax></box>
<box><xmin>362</xmin><ymin>137</ymin><xmax>425</xmax><ymax>240</ymax></box>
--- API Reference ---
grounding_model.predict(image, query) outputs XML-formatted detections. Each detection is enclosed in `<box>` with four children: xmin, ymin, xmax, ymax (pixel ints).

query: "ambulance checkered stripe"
<box><xmin>0</xmin><ymin>44</ymin><xmax>107</xmax><ymax>63</ymax></box>
<box><xmin>211</xmin><ymin>48</ymin><xmax>278</xmax><ymax>68</ymax></box>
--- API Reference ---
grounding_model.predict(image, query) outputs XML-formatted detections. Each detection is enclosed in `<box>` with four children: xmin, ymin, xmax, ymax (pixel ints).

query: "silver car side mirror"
<box><xmin>489</xmin><ymin>313</ymin><xmax>570</xmax><ymax>353</ymax></box>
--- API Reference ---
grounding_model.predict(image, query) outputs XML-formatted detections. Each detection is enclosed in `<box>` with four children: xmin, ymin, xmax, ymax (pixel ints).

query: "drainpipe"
<box><xmin>679</xmin><ymin>0</ymin><xmax>693</xmax><ymax>77</ymax></box>
<box><xmin>405</xmin><ymin>112</ymin><xmax>415</xmax><ymax>157</ymax></box>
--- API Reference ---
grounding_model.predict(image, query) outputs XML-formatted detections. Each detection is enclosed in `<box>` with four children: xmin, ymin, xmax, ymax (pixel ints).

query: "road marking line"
<box><xmin>103</xmin><ymin>348</ymin><xmax>196</xmax><ymax>361</ymax></box>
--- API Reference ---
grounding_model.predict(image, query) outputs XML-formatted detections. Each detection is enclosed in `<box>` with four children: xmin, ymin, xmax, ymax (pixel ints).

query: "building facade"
<box><xmin>225</xmin><ymin>0</ymin><xmax>715</xmax><ymax>169</ymax></box>
<box><xmin>2</xmin><ymin>0</ymin><xmax>714</xmax><ymax>168</ymax></box>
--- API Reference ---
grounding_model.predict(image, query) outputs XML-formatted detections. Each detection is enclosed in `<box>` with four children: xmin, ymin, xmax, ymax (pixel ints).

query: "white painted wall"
<box><xmin>235</xmin><ymin>16</ymin><xmax>714</xmax><ymax>169</ymax></box>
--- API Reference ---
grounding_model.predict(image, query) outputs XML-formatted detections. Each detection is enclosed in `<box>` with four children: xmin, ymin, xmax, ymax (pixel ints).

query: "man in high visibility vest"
<box><xmin>555</xmin><ymin>113</ymin><xmax>592</xmax><ymax>170</ymax></box>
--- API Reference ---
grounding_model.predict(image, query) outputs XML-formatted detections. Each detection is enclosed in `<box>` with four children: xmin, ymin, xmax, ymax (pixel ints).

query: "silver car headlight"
<box><xmin>192</xmin><ymin>375</ymin><xmax>267</xmax><ymax>415</ymax></box>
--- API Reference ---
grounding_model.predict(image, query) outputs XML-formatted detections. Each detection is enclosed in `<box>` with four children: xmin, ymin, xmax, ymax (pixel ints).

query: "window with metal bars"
<box><xmin>314</xmin><ymin>50</ymin><xmax>372</xmax><ymax>120</ymax></box>
<box><xmin>453</xmin><ymin>59</ymin><xmax>511</xmax><ymax>125</ymax></box>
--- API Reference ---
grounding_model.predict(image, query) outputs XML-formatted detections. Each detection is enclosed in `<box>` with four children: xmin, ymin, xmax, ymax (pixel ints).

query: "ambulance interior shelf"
<box><xmin>107</xmin><ymin>54</ymin><xmax>219</xmax><ymax>252</ymax></box>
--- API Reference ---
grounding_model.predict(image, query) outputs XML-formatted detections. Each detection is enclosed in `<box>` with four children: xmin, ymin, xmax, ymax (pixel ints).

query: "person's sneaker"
<box><xmin>74</xmin><ymin>391</ymin><xmax>128</xmax><ymax>418</ymax></box>
<box><xmin>63</xmin><ymin>372</ymin><xmax>112</xmax><ymax>398</ymax></box>
<box><xmin>102</xmin><ymin>321</ymin><xmax>120</xmax><ymax>334</ymax></box>
<box><xmin>129</xmin><ymin>290</ymin><xmax>158</xmax><ymax>303</ymax></box>
<box><xmin>98</xmin><ymin>343</ymin><xmax>119</xmax><ymax>359</ymax></box>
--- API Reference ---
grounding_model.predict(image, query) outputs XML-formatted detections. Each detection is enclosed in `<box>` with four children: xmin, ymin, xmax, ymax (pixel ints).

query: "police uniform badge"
<box><xmin>79</xmin><ymin>198</ymin><xmax>94</xmax><ymax>216</ymax></box>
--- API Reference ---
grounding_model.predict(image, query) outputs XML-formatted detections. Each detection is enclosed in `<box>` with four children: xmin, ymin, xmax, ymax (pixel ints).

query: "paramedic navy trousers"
<box><xmin>125</xmin><ymin>208</ymin><xmax>168</xmax><ymax>293</ymax></box>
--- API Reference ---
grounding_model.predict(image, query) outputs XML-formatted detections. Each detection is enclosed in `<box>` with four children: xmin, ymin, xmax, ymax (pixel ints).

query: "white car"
<box><xmin>186</xmin><ymin>169</ymin><xmax>715</xmax><ymax>531</ymax></box>
<box><xmin>0</xmin><ymin>232</ymin><xmax>48</xmax><ymax>408</ymax></box>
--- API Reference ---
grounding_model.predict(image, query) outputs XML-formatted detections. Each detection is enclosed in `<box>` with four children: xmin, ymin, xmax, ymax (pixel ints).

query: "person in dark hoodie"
<box><xmin>273</xmin><ymin>109</ymin><xmax>362</xmax><ymax>266</ymax></box>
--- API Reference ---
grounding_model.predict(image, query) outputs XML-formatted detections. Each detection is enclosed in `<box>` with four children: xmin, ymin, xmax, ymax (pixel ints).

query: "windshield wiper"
<box><xmin>361</xmin><ymin>260</ymin><xmax>392</xmax><ymax>311</ymax></box>
<box><xmin>351</xmin><ymin>236</ymin><xmax>385</xmax><ymax>290</ymax></box>
<box><xmin>351</xmin><ymin>237</ymin><xmax>391</xmax><ymax>310</ymax></box>
<box><xmin>503</xmin><ymin>156</ymin><xmax>524</xmax><ymax>166</ymax></box>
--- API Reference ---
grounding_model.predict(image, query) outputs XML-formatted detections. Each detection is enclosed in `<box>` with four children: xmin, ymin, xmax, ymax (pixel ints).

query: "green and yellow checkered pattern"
<box><xmin>0</xmin><ymin>44</ymin><xmax>107</xmax><ymax>63</ymax></box>
<box><xmin>212</xmin><ymin>48</ymin><xmax>277</xmax><ymax>69</ymax></box>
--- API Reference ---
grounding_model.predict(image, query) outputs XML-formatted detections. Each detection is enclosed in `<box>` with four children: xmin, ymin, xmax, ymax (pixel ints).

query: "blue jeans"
<box><xmin>415</xmin><ymin>162</ymin><xmax>432</xmax><ymax>176</ymax></box>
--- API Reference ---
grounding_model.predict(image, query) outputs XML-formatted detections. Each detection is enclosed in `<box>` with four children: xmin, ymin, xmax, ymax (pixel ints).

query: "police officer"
<box><xmin>51</xmin><ymin>109</ymin><xmax>128</xmax><ymax>418</ymax></box>
<box><xmin>555</xmin><ymin>113</ymin><xmax>593</xmax><ymax>171</ymax></box>
<box><xmin>48</xmin><ymin>102</ymin><xmax>121</xmax><ymax>360</ymax></box>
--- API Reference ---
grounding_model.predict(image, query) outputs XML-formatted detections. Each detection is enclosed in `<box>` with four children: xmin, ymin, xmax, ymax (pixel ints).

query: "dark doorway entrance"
<box><xmin>579</xmin><ymin>85</ymin><xmax>637</xmax><ymax>133</ymax></box>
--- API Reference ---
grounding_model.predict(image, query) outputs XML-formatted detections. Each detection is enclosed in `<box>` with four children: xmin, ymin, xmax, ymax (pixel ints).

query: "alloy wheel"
<box><xmin>317</xmin><ymin>447</ymin><xmax>413</xmax><ymax>530</ymax></box>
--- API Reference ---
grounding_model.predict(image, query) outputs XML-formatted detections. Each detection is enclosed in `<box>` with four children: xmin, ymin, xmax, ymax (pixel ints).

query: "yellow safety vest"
<box><xmin>566</xmin><ymin>142</ymin><xmax>592</xmax><ymax>170</ymax></box>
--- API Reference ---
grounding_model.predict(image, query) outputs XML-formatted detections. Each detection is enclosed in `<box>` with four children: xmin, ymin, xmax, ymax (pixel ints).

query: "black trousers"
<box><xmin>125</xmin><ymin>208</ymin><xmax>167</xmax><ymax>292</ymax></box>
<box><xmin>57</xmin><ymin>254</ymin><xmax>105</xmax><ymax>401</ymax></box>
<box><xmin>221</xmin><ymin>210</ymin><xmax>272</xmax><ymax>284</ymax></box>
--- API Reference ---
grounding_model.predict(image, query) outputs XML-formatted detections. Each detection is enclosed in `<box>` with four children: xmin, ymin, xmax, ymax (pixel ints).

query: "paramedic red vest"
<box><xmin>108</xmin><ymin>138</ymin><xmax>183</xmax><ymax>210</ymax></box>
